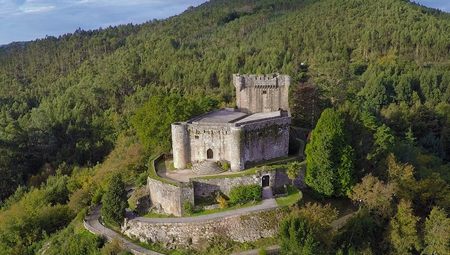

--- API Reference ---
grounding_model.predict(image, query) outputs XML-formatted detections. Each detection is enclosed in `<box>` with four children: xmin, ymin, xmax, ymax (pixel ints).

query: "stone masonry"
<box><xmin>171</xmin><ymin>73</ymin><xmax>291</xmax><ymax>172</ymax></box>
<box><xmin>233</xmin><ymin>73</ymin><xmax>290</xmax><ymax>114</ymax></box>
<box><xmin>122</xmin><ymin>208</ymin><xmax>286</xmax><ymax>249</ymax></box>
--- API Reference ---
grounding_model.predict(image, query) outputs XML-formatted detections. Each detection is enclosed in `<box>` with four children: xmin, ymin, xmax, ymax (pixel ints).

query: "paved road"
<box><xmin>84</xmin><ymin>205</ymin><xmax>163</xmax><ymax>255</ymax></box>
<box><xmin>131</xmin><ymin>197</ymin><xmax>278</xmax><ymax>224</ymax></box>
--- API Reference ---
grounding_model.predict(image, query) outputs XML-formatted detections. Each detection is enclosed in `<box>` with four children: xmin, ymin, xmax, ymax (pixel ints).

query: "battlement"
<box><xmin>233</xmin><ymin>73</ymin><xmax>290</xmax><ymax>91</ymax></box>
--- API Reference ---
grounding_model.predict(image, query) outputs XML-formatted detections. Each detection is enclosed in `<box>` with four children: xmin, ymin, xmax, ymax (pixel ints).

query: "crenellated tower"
<box><xmin>233</xmin><ymin>73</ymin><xmax>290</xmax><ymax>114</ymax></box>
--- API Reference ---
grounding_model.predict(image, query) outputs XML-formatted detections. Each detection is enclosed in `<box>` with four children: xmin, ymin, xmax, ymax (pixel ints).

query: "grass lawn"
<box><xmin>276</xmin><ymin>186</ymin><xmax>302</xmax><ymax>207</ymax></box>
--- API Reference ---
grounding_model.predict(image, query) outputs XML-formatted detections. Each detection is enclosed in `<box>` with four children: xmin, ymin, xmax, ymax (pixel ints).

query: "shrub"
<box><xmin>101</xmin><ymin>174</ymin><xmax>128</xmax><ymax>225</ymax></box>
<box><xmin>229</xmin><ymin>184</ymin><xmax>262</xmax><ymax>205</ymax></box>
<box><xmin>216</xmin><ymin>193</ymin><xmax>229</xmax><ymax>209</ymax></box>
<box><xmin>183</xmin><ymin>201</ymin><xmax>194</xmax><ymax>215</ymax></box>
<box><xmin>217</xmin><ymin>161</ymin><xmax>230</xmax><ymax>171</ymax></box>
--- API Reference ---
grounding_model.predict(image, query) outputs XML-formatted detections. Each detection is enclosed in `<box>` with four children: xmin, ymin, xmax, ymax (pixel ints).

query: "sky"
<box><xmin>0</xmin><ymin>0</ymin><xmax>448</xmax><ymax>46</ymax></box>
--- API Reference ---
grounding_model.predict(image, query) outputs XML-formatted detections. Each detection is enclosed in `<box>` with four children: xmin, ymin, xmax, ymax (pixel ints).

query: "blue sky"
<box><xmin>0</xmin><ymin>0</ymin><xmax>448</xmax><ymax>45</ymax></box>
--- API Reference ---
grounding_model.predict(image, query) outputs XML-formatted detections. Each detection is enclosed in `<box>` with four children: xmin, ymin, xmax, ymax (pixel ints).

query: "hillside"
<box><xmin>0</xmin><ymin>0</ymin><xmax>449</xmax><ymax>254</ymax></box>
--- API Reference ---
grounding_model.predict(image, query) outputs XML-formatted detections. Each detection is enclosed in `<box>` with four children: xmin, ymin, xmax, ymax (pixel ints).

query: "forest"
<box><xmin>0</xmin><ymin>0</ymin><xmax>449</xmax><ymax>254</ymax></box>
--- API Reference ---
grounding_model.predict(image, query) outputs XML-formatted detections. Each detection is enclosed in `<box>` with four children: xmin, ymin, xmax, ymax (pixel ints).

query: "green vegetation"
<box><xmin>279</xmin><ymin>215</ymin><xmax>323</xmax><ymax>255</ymax></box>
<box><xmin>0</xmin><ymin>0</ymin><xmax>448</xmax><ymax>253</ymax></box>
<box><xmin>388</xmin><ymin>200</ymin><xmax>421</xmax><ymax>254</ymax></box>
<box><xmin>189</xmin><ymin>201</ymin><xmax>260</xmax><ymax>217</ymax></box>
<box><xmin>228</xmin><ymin>184</ymin><xmax>262</xmax><ymax>205</ymax></box>
<box><xmin>183</xmin><ymin>201</ymin><xmax>194</xmax><ymax>215</ymax></box>
<box><xmin>101</xmin><ymin>173</ymin><xmax>128</xmax><ymax>226</ymax></box>
<box><xmin>305</xmin><ymin>109</ymin><xmax>355</xmax><ymax>196</ymax></box>
<box><xmin>276</xmin><ymin>186</ymin><xmax>302</xmax><ymax>207</ymax></box>
<box><xmin>423</xmin><ymin>207</ymin><xmax>450</xmax><ymax>255</ymax></box>
<box><xmin>131</xmin><ymin>94</ymin><xmax>217</xmax><ymax>153</ymax></box>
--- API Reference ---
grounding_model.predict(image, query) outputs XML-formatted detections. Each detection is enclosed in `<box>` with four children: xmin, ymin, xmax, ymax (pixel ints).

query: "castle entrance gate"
<box><xmin>262</xmin><ymin>175</ymin><xmax>270</xmax><ymax>187</ymax></box>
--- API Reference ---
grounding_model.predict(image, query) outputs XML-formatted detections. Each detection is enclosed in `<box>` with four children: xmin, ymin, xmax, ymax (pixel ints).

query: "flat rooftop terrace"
<box><xmin>188</xmin><ymin>108</ymin><xmax>285</xmax><ymax>125</ymax></box>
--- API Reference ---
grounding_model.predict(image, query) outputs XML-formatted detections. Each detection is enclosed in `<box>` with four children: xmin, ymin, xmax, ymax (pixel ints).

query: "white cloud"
<box><xmin>20</xmin><ymin>5</ymin><xmax>55</xmax><ymax>13</ymax></box>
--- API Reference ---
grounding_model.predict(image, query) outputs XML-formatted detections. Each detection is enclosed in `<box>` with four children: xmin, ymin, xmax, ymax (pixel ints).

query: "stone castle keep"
<box><xmin>171</xmin><ymin>73</ymin><xmax>291</xmax><ymax>171</ymax></box>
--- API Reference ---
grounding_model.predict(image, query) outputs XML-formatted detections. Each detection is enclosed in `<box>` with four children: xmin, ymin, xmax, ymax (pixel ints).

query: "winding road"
<box><xmin>84</xmin><ymin>205</ymin><xmax>163</xmax><ymax>255</ymax></box>
<box><xmin>84</xmin><ymin>188</ymin><xmax>277</xmax><ymax>255</ymax></box>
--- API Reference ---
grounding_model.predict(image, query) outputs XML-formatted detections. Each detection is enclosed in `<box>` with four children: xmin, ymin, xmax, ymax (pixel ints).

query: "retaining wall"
<box><xmin>122</xmin><ymin>208</ymin><xmax>286</xmax><ymax>249</ymax></box>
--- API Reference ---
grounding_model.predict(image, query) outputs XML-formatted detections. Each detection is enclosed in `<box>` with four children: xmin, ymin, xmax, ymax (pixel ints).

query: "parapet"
<box><xmin>233</xmin><ymin>73</ymin><xmax>291</xmax><ymax>90</ymax></box>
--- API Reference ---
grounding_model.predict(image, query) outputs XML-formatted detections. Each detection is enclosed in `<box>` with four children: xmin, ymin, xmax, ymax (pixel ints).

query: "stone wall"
<box><xmin>192</xmin><ymin>171</ymin><xmax>277</xmax><ymax>199</ymax></box>
<box><xmin>241</xmin><ymin>117</ymin><xmax>290</xmax><ymax>168</ymax></box>
<box><xmin>187</xmin><ymin>124</ymin><xmax>231</xmax><ymax>163</ymax></box>
<box><xmin>147</xmin><ymin>177</ymin><xmax>194</xmax><ymax>217</ymax></box>
<box><xmin>122</xmin><ymin>208</ymin><xmax>286</xmax><ymax>249</ymax></box>
<box><xmin>233</xmin><ymin>74</ymin><xmax>290</xmax><ymax>114</ymax></box>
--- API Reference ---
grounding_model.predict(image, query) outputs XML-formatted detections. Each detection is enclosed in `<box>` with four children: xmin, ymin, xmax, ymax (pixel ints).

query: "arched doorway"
<box><xmin>207</xmin><ymin>149</ymin><xmax>213</xmax><ymax>159</ymax></box>
<box><xmin>262</xmin><ymin>175</ymin><xmax>270</xmax><ymax>187</ymax></box>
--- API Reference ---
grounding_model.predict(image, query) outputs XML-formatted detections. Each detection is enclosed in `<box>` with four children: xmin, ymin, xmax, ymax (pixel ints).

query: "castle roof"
<box><xmin>189</xmin><ymin>108</ymin><xmax>247</xmax><ymax>124</ymax></box>
<box><xmin>187</xmin><ymin>108</ymin><xmax>286</xmax><ymax>126</ymax></box>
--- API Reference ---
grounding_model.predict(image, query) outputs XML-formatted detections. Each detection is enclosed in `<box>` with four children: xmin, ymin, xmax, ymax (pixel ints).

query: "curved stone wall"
<box><xmin>122</xmin><ymin>208</ymin><xmax>286</xmax><ymax>249</ymax></box>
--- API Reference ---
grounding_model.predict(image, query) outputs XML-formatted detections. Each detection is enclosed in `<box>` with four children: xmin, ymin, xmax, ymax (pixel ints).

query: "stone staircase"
<box><xmin>192</xmin><ymin>161</ymin><xmax>224</xmax><ymax>175</ymax></box>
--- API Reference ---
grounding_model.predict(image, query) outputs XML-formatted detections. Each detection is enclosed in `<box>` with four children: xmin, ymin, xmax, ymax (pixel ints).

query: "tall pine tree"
<box><xmin>101</xmin><ymin>173</ymin><xmax>128</xmax><ymax>225</ymax></box>
<box><xmin>389</xmin><ymin>200</ymin><xmax>421</xmax><ymax>254</ymax></box>
<box><xmin>305</xmin><ymin>108</ymin><xmax>355</xmax><ymax>196</ymax></box>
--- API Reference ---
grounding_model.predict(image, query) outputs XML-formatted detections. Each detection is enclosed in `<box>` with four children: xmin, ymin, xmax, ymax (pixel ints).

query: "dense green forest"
<box><xmin>0</xmin><ymin>0</ymin><xmax>449</xmax><ymax>254</ymax></box>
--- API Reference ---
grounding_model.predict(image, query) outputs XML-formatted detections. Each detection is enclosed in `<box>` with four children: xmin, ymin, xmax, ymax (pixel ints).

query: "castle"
<box><xmin>171</xmin><ymin>73</ymin><xmax>291</xmax><ymax>171</ymax></box>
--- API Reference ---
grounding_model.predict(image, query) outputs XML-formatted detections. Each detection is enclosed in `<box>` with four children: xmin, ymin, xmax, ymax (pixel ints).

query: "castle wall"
<box><xmin>233</xmin><ymin>74</ymin><xmax>290</xmax><ymax>114</ymax></box>
<box><xmin>147</xmin><ymin>177</ymin><xmax>194</xmax><ymax>217</ymax></box>
<box><xmin>192</xmin><ymin>171</ymin><xmax>277</xmax><ymax>199</ymax></box>
<box><xmin>240</xmin><ymin>117</ymin><xmax>290</xmax><ymax>168</ymax></box>
<box><xmin>187</xmin><ymin>125</ymin><xmax>231</xmax><ymax>163</ymax></box>
<box><xmin>122</xmin><ymin>208</ymin><xmax>286</xmax><ymax>249</ymax></box>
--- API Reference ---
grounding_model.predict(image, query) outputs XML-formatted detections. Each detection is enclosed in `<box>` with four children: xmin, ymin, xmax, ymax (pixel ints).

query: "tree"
<box><xmin>279</xmin><ymin>215</ymin><xmax>323</xmax><ymax>255</ymax></box>
<box><xmin>131</xmin><ymin>94</ymin><xmax>217</xmax><ymax>153</ymax></box>
<box><xmin>291</xmin><ymin>83</ymin><xmax>322</xmax><ymax>129</ymax></box>
<box><xmin>423</xmin><ymin>207</ymin><xmax>450</xmax><ymax>255</ymax></box>
<box><xmin>368</xmin><ymin>124</ymin><xmax>395</xmax><ymax>161</ymax></box>
<box><xmin>388</xmin><ymin>200</ymin><xmax>421</xmax><ymax>254</ymax></box>
<box><xmin>295</xmin><ymin>202</ymin><xmax>337</xmax><ymax>245</ymax></box>
<box><xmin>386</xmin><ymin>154</ymin><xmax>415</xmax><ymax>199</ymax></box>
<box><xmin>287</xmin><ymin>161</ymin><xmax>302</xmax><ymax>181</ymax></box>
<box><xmin>349</xmin><ymin>174</ymin><xmax>395</xmax><ymax>217</ymax></box>
<box><xmin>101</xmin><ymin>174</ymin><xmax>128</xmax><ymax>225</ymax></box>
<box><xmin>305</xmin><ymin>108</ymin><xmax>355</xmax><ymax>196</ymax></box>
<box><xmin>335</xmin><ymin>209</ymin><xmax>380</xmax><ymax>254</ymax></box>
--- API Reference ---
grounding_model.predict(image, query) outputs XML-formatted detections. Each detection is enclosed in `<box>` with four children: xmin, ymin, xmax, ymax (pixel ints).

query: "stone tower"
<box><xmin>171</xmin><ymin>122</ymin><xmax>190</xmax><ymax>169</ymax></box>
<box><xmin>233</xmin><ymin>73</ymin><xmax>290</xmax><ymax>114</ymax></box>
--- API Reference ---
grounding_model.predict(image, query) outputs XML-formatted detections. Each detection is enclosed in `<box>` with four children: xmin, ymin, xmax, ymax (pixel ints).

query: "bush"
<box><xmin>183</xmin><ymin>201</ymin><xmax>194</xmax><ymax>215</ymax></box>
<box><xmin>101</xmin><ymin>174</ymin><xmax>128</xmax><ymax>225</ymax></box>
<box><xmin>216</xmin><ymin>193</ymin><xmax>229</xmax><ymax>209</ymax></box>
<box><xmin>229</xmin><ymin>184</ymin><xmax>262</xmax><ymax>205</ymax></box>
<box><xmin>217</xmin><ymin>161</ymin><xmax>230</xmax><ymax>171</ymax></box>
